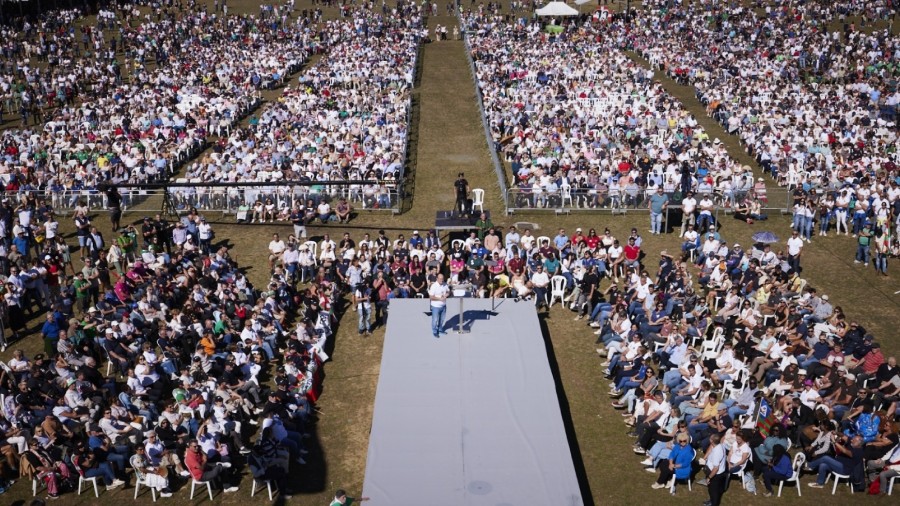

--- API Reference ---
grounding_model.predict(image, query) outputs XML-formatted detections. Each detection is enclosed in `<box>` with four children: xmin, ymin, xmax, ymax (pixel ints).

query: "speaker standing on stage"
<box><xmin>454</xmin><ymin>173</ymin><xmax>469</xmax><ymax>217</ymax></box>
<box><xmin>428</xmin><ymin>274</ymin><xmax>450</xmax><ymax>338</ymax></box>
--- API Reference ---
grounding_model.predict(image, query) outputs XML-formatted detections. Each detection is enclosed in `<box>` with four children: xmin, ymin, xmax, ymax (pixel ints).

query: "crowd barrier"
<box><xmin>3</xmin><ymin>183</ymin><xmax>402</xmax><ymax>217</ymax></box>
<box><xmin>506</xmin><ymin>186</ymin><xmax>797</xmax><ymax>215</ymax></box>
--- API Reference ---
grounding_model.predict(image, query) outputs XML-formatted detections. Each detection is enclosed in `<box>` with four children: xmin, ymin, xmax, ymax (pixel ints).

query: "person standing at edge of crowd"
<box><xmin>648</xmin><ymin>186</ymin><xmax>669</xmax><ymax>235</ymax></box>
<box><xmin>428</xmin><ymin>273</ymin><xmax>449</xmax><ymax>338</ymax></box>
<box><xmin>105</xmin><ymin>186</ymin><xmax>122</xmax><ymax>233</ymax></box>
<box><xmin>704</xmin><ymin>433</ymin><xmax>728</xmax><ymax>506</ymax></box>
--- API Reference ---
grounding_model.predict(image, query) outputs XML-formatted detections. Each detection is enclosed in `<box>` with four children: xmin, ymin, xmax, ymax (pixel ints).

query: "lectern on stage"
<box><xmin>450</xmin><ymin>282</ymin><xmax>473</xmax><ymax>334</ymax></box>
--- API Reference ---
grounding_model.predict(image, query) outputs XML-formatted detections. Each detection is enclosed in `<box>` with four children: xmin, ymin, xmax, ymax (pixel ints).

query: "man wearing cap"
<box><xmin>197</xmin><ymin>217</ymin><xmax>213</xmax><ymax>254</ymax></box>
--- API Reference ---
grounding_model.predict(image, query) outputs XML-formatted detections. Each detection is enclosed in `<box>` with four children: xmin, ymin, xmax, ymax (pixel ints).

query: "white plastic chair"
<box><xmin>471</xmin><ymin>188</ymin><xmax>485</xmax><ymax>213</ymax></box>
<box><xmin>76</xmin><ymin>470</ymin><xmax>101</xmax><ymax>497</ymax></box>
<box><xmin>536</xmin><ymin>236</ymin><xmax>552</xmax><ymax>249</ymax></box>
<box><xmin>888</xmin><ymin>474</ymin><xmax>897</xmax><ymax>495</ymax></box>
<box><xmin>190</xmin><ymin>478</ymin><xmax>215</xmax><ymax>501</ymax></box>
<box><xmin>561</xmin><ymin>185</ymin><xmax>574</xmax><ymax>208</ymax></box>
<box><xmin>824</xmin><ymin>470</ymin><xmax>853</xmax><ymax>494</ymax></box>
<box><xmin>669</xmin><ymin>447</ymin><xmax>695</xmax><ymax>494</ymax></box>
<box><xmin>777</xmin><ymin>452</ymin><xmax>804</xmax><ymax>497</ymax></box>
<box><xmin>32</xmin><ymin>476</ymin><xmax>46</xmax><ymax>496</ymax></box>
<box><xmin>251</xmin><ymin>478</ymin><xmax>277</xmax><ymax>501</ymax></box>
<box><xmin>133</xmin><ymin>471</ymin><xmax>158</xmax><ymax>502</ymax></box>
<box><xmin>548</xmin><ymin>275</ymin><xmax>567</xmax><ymax>307</ymax></box>
<box><xmin>451</xmin><ymin>239</ymin><xmax>466</xmax><ymax>251</ymax></box>
<box><xmin>303</xmin><ymin>241</ymin><xmax>318</xmax><ymax>260</ymax></box>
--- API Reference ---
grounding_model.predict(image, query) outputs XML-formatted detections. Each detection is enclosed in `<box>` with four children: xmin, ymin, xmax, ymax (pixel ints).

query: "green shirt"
<box><xmin>74</xmin><ymin>279</ymin><xmax>89</xmax><ymax>299</ymax></box>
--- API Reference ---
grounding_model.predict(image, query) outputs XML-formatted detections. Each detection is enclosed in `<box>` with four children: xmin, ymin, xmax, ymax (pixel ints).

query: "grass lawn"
<box><xmin>0</xmin><ymin>1</ymin><xmax>898</xmax><ymax>505</ymax></box>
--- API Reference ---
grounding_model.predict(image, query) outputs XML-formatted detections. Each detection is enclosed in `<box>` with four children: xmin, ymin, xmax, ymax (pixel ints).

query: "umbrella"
<box><xmin>752</xmin><ymin>231</ymin><xmax>779</xmax><ymax>244</ymax></box>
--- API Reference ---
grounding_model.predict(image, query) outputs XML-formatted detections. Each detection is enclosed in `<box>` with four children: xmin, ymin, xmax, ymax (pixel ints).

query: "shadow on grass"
<box><xmin>537</xmin><ymin>312</ymin><xmax>596</xmax><ymax>506</ymax></box>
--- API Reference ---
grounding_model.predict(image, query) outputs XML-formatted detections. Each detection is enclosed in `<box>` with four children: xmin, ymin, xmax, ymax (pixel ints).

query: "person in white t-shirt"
<box><xmin>268</xmin><ymin>233</ymin><xmax>286</xmax><ymax>269</ymax></box>
<box><xmin>428</xmin><ymin>274</ymin><xmax>450</xmax><ymax>338</ymax></box>
<box><xmin>681</xmin><ymin>192</ymin><xmax>697</xmax><ymax>237</ymax></box>
<box><xmin>530</xmin><ymin>264</ymin><xmax>550</xmax><ymax>309</ymax></box>
<box><xmin>786</xmin><ymin>230</ymin><xmax>803</xmax><ymax>272</ymax></box>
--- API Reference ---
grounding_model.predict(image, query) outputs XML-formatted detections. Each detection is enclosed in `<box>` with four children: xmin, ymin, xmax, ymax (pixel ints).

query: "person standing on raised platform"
<box><xmin>454</xmin><ymin>173</ymin><xmax>470</xmax><ymax>217</ymax></box>
<box><xmin>428</xmin><ymin>274</ymin><xmax>450</xmax><ymax>338</ymax></box>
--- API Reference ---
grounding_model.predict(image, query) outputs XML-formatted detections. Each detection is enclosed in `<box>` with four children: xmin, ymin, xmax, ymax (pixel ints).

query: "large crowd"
<box><xmin>0</xmin><ymin>1</ymin><xmax>408</xmax><ymax>501</ymax></box>
<box><xmin>0</xmin><ymin>0</ymin><xmax>897</xmax><ymax>503</ymax></box>
<box><xmin>1</xmin><ymin>2</ymin><xmax>320</xmax><ymax>211</ymax></box>
<box><xmin>461</xmin><ymin>2</ymin><xmax>899</xmax><ymax>504</ymax></box>
<box><xmin>624</xmin><ymin>0</ymin><xmax>900</xmax><ymax>250</ymax></box>
<box><xmin>173</xmin><ymin>3</ymin><xmax>423</xmax><ymax>214</ymax></box>
<box><xmin>463</xmin><ymin>8</ymin><xmax>764</xmax><ymax>213</ymax></box>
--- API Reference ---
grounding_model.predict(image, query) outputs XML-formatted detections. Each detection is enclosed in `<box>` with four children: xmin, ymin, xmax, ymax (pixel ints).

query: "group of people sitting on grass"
<box><xmin>173</xmin><ymin>3</ymin><xmax>424</xmax><ymax>215</ymax></box>
<box><xmin>625</xmin><ymin>1</ymin><xmax>900</xmax><ymax>247</ymax></box>
<box><xmin>0</xmin><ymin>199</ymin><xmax>342</xmax><ymax>499</ymax></box>
<box><xmin>463</xmin><ymin>9</ymin><xmax>761</xmax><ymax>211</ymax></box>
<box><xmin>0</xmin><ymin>1</ymin><xmax>319</xmax><ymax>210</ymax></box>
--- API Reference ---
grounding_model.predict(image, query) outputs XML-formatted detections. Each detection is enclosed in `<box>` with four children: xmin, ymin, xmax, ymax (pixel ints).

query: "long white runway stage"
<box><xmin>362</xmin><ymin>298</ymin><xmax>583</xmax><ymax>506</ymax></box>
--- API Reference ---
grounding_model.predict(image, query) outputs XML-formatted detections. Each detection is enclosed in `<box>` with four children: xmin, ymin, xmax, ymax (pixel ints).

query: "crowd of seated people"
<box><xmin>0</xmin><ymin>2</ymin><xmax>321</xmax><ymax>211</ymax></box>
<box><xmin>624</xmin><ymin>0</ymin><xmax>900</xmax><ymax>246</ymax></box>
<box><xmin>462</xmin><ymin>9</ymin><xmax>756</xmax><ymax>211</ymax></box>
<box><xmin>172</xmin><ymin>4</ymin><xmax>424</xmax><ymax>216</ymax></box>
<box><xmin>0</xmin><ymin>200</ymin><xmax>342</xmax><ymax>498</ymax></box>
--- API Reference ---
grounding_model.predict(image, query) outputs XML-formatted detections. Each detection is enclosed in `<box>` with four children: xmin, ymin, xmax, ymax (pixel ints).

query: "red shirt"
<box><xmin>624</xmin><ymin>245</ymin><xmax>640</xmax><ymax>261</ymax></box>
<box><xmin>184</xmin><ymin>448</ymin><xmax>206</xmax><ymax>480</ymax></box>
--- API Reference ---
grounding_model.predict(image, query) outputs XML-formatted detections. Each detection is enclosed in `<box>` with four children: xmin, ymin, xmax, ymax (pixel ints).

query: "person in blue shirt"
<box><xmin>761</xmin><ymin>444</ymin><xmax>792</xmax><ymax>496</ymax></box>
<box><xmin>652</xmin><ymin>433</ymin><xmax>694</xmax><ymax>488</ymax></box>
<box><xmin>41</xmin><ymin>312</ymin><xmax>61</xmax><ymax>356</ymax></box>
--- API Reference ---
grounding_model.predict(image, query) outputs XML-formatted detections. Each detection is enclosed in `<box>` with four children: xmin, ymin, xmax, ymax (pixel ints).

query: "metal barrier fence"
<box><xmin>457</xmin><ymin>12</ymin><xmax>510</xmax><ymax>210</ymax></box>
<box><xmin>11</xmin><ymin>184</ymin><xmax>401</xmax><ymax>217</ymax></box>
<box><xmin>506</xmin><ymin>187</ymin><xmax>796</xmax><ymax>215</ymax></box>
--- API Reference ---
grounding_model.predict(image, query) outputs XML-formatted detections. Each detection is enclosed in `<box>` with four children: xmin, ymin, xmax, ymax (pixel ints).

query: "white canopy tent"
<box><xmin>574</xmin><ymin>0</ymin><xmax>593</xmax><ymax>4</ymax></box>
<box><xmin>535</xmin><ymin>1</ymin><xmax>579</xmax><ymax>16</ymax></box>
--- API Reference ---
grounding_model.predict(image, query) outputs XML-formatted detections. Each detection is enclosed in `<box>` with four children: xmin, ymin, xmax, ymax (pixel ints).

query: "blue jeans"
<box><xmin>431</xmin><ymin>304</ymin><xmax>446</xmax><ymax>335</ymax></box>
<box><xmin>84</xmin><ymin>462</ymin><xmax>117</xmax><ymax>485</ymax></box>
<box><xmin>650</xmin><ymin>211</ymin><xmax>663</xmax><ymax>233</ymax></box>
<box><xmin>808</xmin><ymin>455</ymin><xmax>846</xmax><ymax>485</ymax></box>
<box><xmin>852</xmin><ymin>211</ymin><xmax>867</xmax><ymax>234</ymax></box>
<box><xmin>875</xmin><ymin>253</ymin><xmax>887</xmax><ymax>274</ymax></box>
<box><xmin>819</xmin><ymin>211</ymin><xmax>832</xmax><ymax>233</ymax></box>
<box><xmin>856</xmin><ymin>244</ymin><xmax>870</xmax><ymax>263</ymax></box>
<box><xmin>358</xmin><ymin>304</ymin><xmax>372</xmax><ymax>333</ymax></box>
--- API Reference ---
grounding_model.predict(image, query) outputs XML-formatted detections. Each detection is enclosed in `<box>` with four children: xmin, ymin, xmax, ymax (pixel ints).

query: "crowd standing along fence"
<box><xmin>457</xmin><ymin>10</ymin><xmax>510</xmax><ymax>211</ymax></box>
<box><xmin>506</xmin><ymin>187</ymin><xmax>797</xmax><ymax>215</ymax></box>
<box><xmin>6</xmin><ymin>181</ymin><xmax>403</xmax><ymax>218</ymax></box>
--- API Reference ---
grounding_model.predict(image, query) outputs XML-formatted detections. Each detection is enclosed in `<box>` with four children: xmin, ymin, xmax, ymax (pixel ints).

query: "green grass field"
<box><xmin>1</xmin><ymin>1</ymin><xmax>899</xmax><ymax>504</ymax></box>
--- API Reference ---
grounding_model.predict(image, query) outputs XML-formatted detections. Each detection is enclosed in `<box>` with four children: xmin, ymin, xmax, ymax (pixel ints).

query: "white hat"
<box><xmin>845</xmin><ymin>373</ymin><xmax>856</xmax><ymax>381</ymax></box>
<box><xmin>798</xmin><ymin>369</ymin><xmax>807</xmax><ymax>375</ymax></box>
<box><xmin>822</xmin><ymin>295</ymin><xmax>829</xmax><ymax>301</ymax></box>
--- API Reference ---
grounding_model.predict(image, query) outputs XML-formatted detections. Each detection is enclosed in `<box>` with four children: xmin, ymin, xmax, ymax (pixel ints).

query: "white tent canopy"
<box><xmin>574</xmin><ymin>0</ymin><xmax>593</xmax><ymax>4</ymax></box>
<box><xmin>536</xmin><ymin>1</ymin><xmax>579</xmax><ymax>16</ymax></box>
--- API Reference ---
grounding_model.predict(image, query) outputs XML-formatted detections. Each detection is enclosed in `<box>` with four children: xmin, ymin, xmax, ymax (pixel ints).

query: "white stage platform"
<box><xmin>362</xmin><ymin>298</ymin><xmax>583</xmax><ymax>506</ymax></box>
